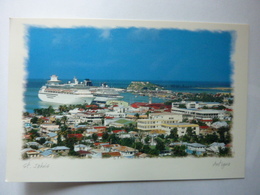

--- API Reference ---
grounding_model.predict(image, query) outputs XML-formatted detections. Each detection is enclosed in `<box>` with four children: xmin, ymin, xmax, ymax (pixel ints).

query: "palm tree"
<box><xmin>61</xmin><ymin>116</ymin><xmax>68</xmax><ymax>125</ymax></box>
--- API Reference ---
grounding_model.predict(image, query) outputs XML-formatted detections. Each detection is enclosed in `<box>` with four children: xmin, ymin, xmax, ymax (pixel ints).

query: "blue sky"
<box><xmin>27</xmin><ymin>26</ymin><xmax>233</xmax><ymax>82</ymax></box>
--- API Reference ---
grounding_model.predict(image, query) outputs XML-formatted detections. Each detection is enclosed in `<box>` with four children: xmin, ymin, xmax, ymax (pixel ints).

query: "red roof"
<box><xmin>94</xmin><ymin>142</ymin><xmax>109</xmax><ymax>146</ymax></box>
<box><xmin>105</xmin><ymin>116</ymin><xmax>114</xmax><ymax>119</ymax></box>
<box><xmin>131</xmin><ymin>102</ymin><xmax>148</xmax><ymax>108</ymax></box>
<box><xmin>225</xmin><ymin>108</ymin><xmax>233</xmax><ymax>111</ymax></box>
<box><xmin>94</xmin><ymin>126</ymin><xmax>107</xmax><ymax>129</ymax></box>
<box><xmin>112</xmin><ymin>130</ymin><xmax>127</xmax><ymax>134</ymax></box>
<box><xmin>200</xmin><ymin>126</ymin><xmax>209</xmax><ymax>129</ymax></box>
<box><xmin>97</xmin><ymin>133</ymin><xmax>103</xmax><ymax>137</ymax></box>
<box><xmin>102</xmin><ymin>152</ymin><xmax>121</xmax><ymax>157</ymax></box>
<box><xmin>200</xmin><ymin>119</ymin><xmax>213</xmax><ymax>122</ymax></box>
<box><xmin>67</xmin><ymin>134</ymin><xmax>83</xmax><ymax>139</ymax></box>
<box><xmin>78</xmin><ymin>150</ymin><xmax>91</xmax><ymax>155</ymax></box>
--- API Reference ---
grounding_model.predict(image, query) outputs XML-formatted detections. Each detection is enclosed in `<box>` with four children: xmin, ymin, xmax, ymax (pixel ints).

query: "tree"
<box><xmin>142</xmin><ymin>145</ymin><xmax>151</xmax><ymax>154</ymax></box>
<box><xmin>61</xmin><ymin>116</ymin><xmax>68</xmax><ymax>125</ymax></box>
<box><xmin>186</xmin><ymin>127</ymin><xmax>193</xmax><ymax>137</ymax></box>
<box><xmin>37</xmin><ymin>118</ymin><xmax>44</xmax><ymax>124</ymax></box>
<box><xmin>57</xmin><ymin>135</ymin><xmax>63</xmax><ymax>146</ymax></box>
<box><xmin>134</xmin><ymin>142</ymin><xmax>144</xmax><ymax>151</ymax></box>
<box><xmin>169</xmin><ymin>128</ymin><xmax>178</xmax><ymax>140</ymax></box>
<box><xmin>172</xmin><ymin>145</ymin><xmax>187</xmax><ymax>157</ymax></box>
<box><xmin>37</xmin><ymin>137</ymin><xmax>46</xmax><ymax>145</ymax></box>
<box><xmin>155</xmin><ymin>138</ymin><xmax>165</xmax><ymax>151</ymax></box>
<box><xmin>178</xmin><ymin>104</ymin><xmax>187</xmax><ymax>108</ymax></box>
<box><xmin>109</xmin><ymin>134</ymin><xmax>120</xmax><ymax>144</ymax></box>
<box><xmin>120</xmin><ymin>138</ymin><xmax>135</xmax><ymax>147</ymax></box>
<box><xmin>144</xmin><ymin>136</ymin><xmax>150</xmax><ymax>144</ymax></box>
<box><xmin>23</xmin><ymin>112</ymin><xmax>30</xmax><ymax>117</ymax></box>
<box><xmin>134</xmin><ymin>113</ymin><xmax>140</xmax><ymax>120</ymax></box>
<box><xmin>148</xmin><ymin>148</ymin><xmax>159</xmax><ymax>156</ymax></box>
<box><xmin>30</xmin><ymin>116</ymin><xmax>38</xmax><ymax>124</ymax></box>
<box><xmin>218</xmin><ymin>147</ymin><xmax>231</xmax><ymax>157</ymax></box>
<box><xmin>102</xmin><ymin>132</ymin><xmax>109</xmax><ymax>141</ymax></box>
<box><xmin>92</xmin><ymin>133</ymin><xmax>98</xmax><ymax>142</ymax></box>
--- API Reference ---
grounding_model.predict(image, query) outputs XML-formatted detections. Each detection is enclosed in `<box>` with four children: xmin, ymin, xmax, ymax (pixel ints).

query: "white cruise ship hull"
<box><xmin>38</xmin><ymin>92</ymin><xmax>94</xmax><ymax>105</ymax></box>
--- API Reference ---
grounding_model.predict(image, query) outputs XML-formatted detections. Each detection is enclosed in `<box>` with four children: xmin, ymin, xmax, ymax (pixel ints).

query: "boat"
<box><xmin>38</xmin><ymin>75</ymin><xmax>95</xmax><ymax>104</ymax></box>
<box><xmin>38</xmin><ymin>75</ymin><xmax>123</xmax><ymax>104</ymax></box>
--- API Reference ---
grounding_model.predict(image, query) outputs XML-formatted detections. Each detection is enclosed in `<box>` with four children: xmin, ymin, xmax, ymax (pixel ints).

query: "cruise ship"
<box><xmin>38</xmin><ymin>75</ymin><xmax>123</xmax><ymax>104</ymax></box>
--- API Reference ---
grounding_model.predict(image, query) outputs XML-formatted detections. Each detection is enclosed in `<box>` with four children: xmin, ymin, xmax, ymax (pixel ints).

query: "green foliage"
<box><xmin>149</xmin><ymin>148</ymin><xmax>160</xmax><ymax>156</ymax></box>
<box><xmin>134</xmin><ymin>142</ymin><xmax>144</xmax><ymax>151</ymax></box>
<box><xmin>186</xmin><ymin>127</ymin><xmax>193</xmax><ymax>137</ymax></box>
<box><xmin>34</xmin><ymin>106</ymin><xmax>55</xmax><ymax>117</ymax></box>
<box><xmin>172</xmin><ymin>145</ymin><xmax>187</xmax><ymax>157</ymax></box>
<box><xmin>108</xmin><ymin>134</ymin><xmax>120</xmax><ymax>144</ymax></box>
<box><xmin>134</xmin><ymin>113</ymin><xmax>140</xmax><ymax>119</ymax></box>
<box><xmin>30</xmin><ymin>145</ymin><xmax>39</xmax><ymax>150</ymax></box>
<box><xmin>102</xmin><ymin>153</ymin><xmax>111</xmax><ymax>158</ymax></box>
<box><xmin>92</xmin><ymin>133</ymin><xmax>98</xmax><ymax>142</ymax></box>
<box><xmin>178</xmin><ymin>104</ymin><xmax>187</xmax><ymax>108</ymax></box>
<box><xmin>30</xmin><ymin>116</ymin><xmax>38</xmax><ymax>124</ymax></box>
<box><xmin>155</xmin><ymin>138</ymin><xmax>165</xmax><ymax>151</ymax></box>
<box><xmin>144</xmin><ymin>136</ymin><xmax>150</xmax><ymax>144</ymax></box>
<box><xmin>168</xmin><ymin>128</ymin><xmax>178</xmax><ymax>141</ymax></box>
<box><xmin>37</xmin><ymin>137</ymin><xmax>46</xmax><ymax>145</ymax></box>
<box><xmin>218</xmin><ymin>127</ymin><xmax>231</xmax><ymax>144</ymax></box>
<box><xmin>102</xmin><ymin>132</ymin><xmax>109</xmax><ymax>141</ymax></box>
<box><xmin>186</xmin><ymin>92</ymin><xmax>223</xmax><ymax>103</ymax></box>
<box><xmin>218</xmin><ymin>147</ymin><xmax>231</xmax><ymax>157</ymax></box>
<box><xmin>120</xmin><ymin>138</ymin><xmax>135</xmax><ymax>147</ymax></box>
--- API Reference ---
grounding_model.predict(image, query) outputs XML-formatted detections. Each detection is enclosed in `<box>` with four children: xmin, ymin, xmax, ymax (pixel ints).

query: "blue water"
<box><xmin>24</xmin><ymin>79</ymin><xmax>231</xmax><ymax>113</ymax></box>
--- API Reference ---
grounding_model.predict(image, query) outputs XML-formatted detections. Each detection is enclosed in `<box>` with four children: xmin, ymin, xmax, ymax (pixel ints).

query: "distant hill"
<box><xmin>127</xmin><ymin>81</ymin><xmax>164</xmax><ymax>91</ymax></box>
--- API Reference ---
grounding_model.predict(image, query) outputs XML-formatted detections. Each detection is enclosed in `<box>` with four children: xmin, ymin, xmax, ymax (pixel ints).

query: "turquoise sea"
<box><xmin>24</xmin><ymin>79</ymin><xmax>231</xmax><ymax>113</ymax></box>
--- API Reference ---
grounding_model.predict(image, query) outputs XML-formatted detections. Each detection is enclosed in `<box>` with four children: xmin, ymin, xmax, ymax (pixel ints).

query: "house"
<box><xmin>93</xmin><ymin>126</ymin><xmax>107</xmax><ymax>132</ymax></box>
<box><xmin>26</xmin><ymin>142</ymin><xmax>40</xmax><ymax>148</ymax></box>
<box><xmin>90</xmin><ymin>149</ymin><xmax>106</xmax><ymax>158</ymax></box>
<box><xmin>186</xmin><ymin>143</ymin><xmax>206</xmax><ymax>155</ymax></box>
<box><xmin>206</xmin><ymin>142</ymin><xmax>225</xmax><ymax>153</ymax></box>
<box><xmin>22</xmin><ymin>148</ymin><xmax>41</xmax><ymax>158</ymax></box>
<box><xmin>40</xmin><ymin>124</ymin><xmax>60</xmax><ymax>135</ymax></box>
<box><xmin>198</xmin><ymin>118</ymin><xmax>213</xmax><ymax>126</ymax></box>
<box><xmin>40</xmin><ymin>149</ymin><xmax>54</xmax><ymax>158</ymax></box>
<box><xmin>102</xmin><ymin>152</ymin><xmax>121</xmax><ymax>159</ymax></box>
<box><xmin>77</xmin><ymin>150</ymin><xmax>92</xmax><ymax>157</ymax></box>
<box><xmin>47</xmin><ymin>132</ymin><xmax>58</xmax><ymax>144</ymax></box>
<box><xmin>74</xmin><ymin>144</ymin><xmax>90</xmax><ymax>152</ymax></box>
<box><xmin>25</xmin><ymin>149</ymin><xmax>41</xmax><ymax>158</ymax></box>
<box><xmin>101</xmin><ymin>144</ymin><xmax>121</xmax><ymax>152</ymax></box>
<box><xmin>94</xmin><ymin>142</ymin><xmax>110</xmax><ymax>148</ymax></box>
<box><xmin>112</xmin><ymin>146</ymin><xmax>138</xmax><ymax>158</ymax></box>
<box><xmin>51</xmin><ymin>146</ymin><xmax>70</xmax><ymax>156</ymax></box>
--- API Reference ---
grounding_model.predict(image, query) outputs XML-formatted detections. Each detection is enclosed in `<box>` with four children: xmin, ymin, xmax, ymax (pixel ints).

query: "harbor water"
<box><xmin>24</xmin><ymin>79</ymin><xmax>231</xmax><ymax>113</ymax></box>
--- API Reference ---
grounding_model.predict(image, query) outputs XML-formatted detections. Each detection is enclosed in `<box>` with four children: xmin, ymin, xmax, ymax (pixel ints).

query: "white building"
<box><xmin>172</xmin><ymin>107</ymin><xmax>225</xmax><ymax>119</ymax></box>
<box><xmin>137</xmin><ymin>112</ymin><xmax>183</xmax><ymax>131</ymax></box>
<box><xmin>172</xmin><ymin>101</ymin><xmax>222</xmax><ymax>109</ymax></box>
<box><xmin>105</xmin><ymin>111</ymin><xmax>126</xmax><ymax>118</ymax></box>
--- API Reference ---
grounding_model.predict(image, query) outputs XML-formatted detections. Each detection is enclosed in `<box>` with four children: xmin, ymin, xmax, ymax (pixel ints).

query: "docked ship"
<box><xmin>38</xmin><ymin>75</ymin><xmax>95</xmax><ymax>105</ymax></box>
<box><xmin>38</xmin><ymin>75</ymin><xmax>123</xmax><ymax>104</ymax></box>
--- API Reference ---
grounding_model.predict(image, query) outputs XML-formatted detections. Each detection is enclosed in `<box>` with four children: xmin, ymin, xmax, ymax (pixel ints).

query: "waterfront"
<box><xmin>24</xmin><ymin>79</ymin><xmax>232</xmax><ymax>113</ymax></box>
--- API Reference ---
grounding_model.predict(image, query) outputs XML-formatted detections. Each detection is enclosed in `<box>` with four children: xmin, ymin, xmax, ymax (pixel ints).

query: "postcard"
<box><xmin>6</xmin><ymin>18</ymin><xmax>248</xmax><ymax>182</ymax></box>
